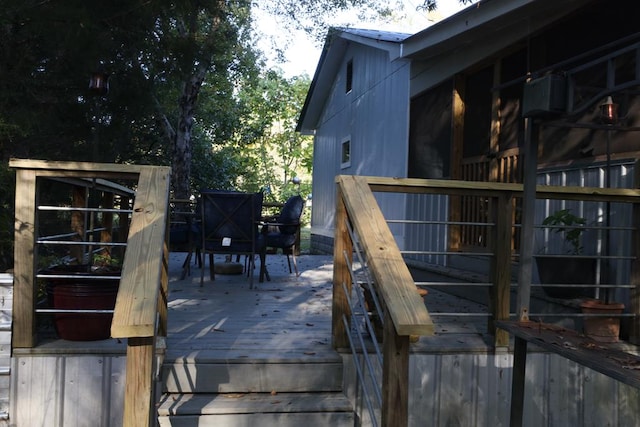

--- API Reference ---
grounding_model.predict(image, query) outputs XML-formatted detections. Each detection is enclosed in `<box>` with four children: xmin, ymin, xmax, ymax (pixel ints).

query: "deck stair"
<box><xmin>157</xmin><ymin>350</ymin><xmax>352</xmax><ymax>427</ymax></box>
<box><xmin>156</xmin><ymin>254</ymin><xmax>354</xmax><ymax>426</ymax></box>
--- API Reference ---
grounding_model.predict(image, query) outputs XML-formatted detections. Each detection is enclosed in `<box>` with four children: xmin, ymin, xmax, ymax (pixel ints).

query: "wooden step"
<box><xmin>157</xmin><ymin>392</ymin><xmax>355</xmax><ymax>427</ymax></box>
<box><xmin>162</xmin><ymin>352</ymin><xmax>343</xmax><ymax>393</ymax></box>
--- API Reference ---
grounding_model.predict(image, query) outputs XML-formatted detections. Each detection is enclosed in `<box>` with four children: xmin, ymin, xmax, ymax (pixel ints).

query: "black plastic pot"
<box><xmin>535</xmin><ymin>256</ymin><xmax>596</xmax><ymax>299</ymax></box>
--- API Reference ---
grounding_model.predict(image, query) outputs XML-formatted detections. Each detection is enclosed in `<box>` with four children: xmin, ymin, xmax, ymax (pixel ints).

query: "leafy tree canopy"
<box><xmin>0</xmin><ymin>0</ymin><xmax>473</xmax><ymax>271</ymax></box>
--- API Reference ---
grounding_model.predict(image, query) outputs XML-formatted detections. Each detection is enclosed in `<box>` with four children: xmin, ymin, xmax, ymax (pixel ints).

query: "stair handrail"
<box><xmin>333</xmin><ymin>175</ymin><xmax>434</xmax><ymax>426</ymax></box>
<box><xmin>110</xmin><ymin>165</ymin><xmax>171</xmax><ymax>427</ymax></box>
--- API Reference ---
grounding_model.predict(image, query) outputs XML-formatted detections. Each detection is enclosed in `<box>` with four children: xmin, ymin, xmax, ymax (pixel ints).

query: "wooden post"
<box><xmin>100</xmin><ymin>191</ymin><xmax>114</xmax><ymax>257</ymax></box>
<box><xmin>489</xmin><ymin>61</ymin><xmax>502</xmax><ymax>183</ymax></box>
<box><xmin>629</xmin><ymin>160</ymin><xmax>640</xmax><ymax>343</ymax></box>
<box><xmin>123</xmin><ymin>337</ymin><xmax>156</xmax><ymax>427</ymax></box>
<box><xmin>382</xmin><ymin>309</ymin><xmax>410</xmax><ymax>427</ymax></box>
<box><xmin>70</xmin><ymin>186</ymin><xmax>86</xmax><ymax>263</ymax></box>
<box><xmin>332</xmin><ymin>180</ymin><xmax>353</xmax><ymax>349</ymax></box>
<box><xmin>449</xmin><ymin>75</ymin><xmax>465</xmax><ymax>251</ymax></box>
<box><xmin>490</xmin><ymin>194</ymin><xmax>514</xmax><ymax>347</ymax></box>
<box><xmin>516</xmin><ymin>117</ymin><xmax>538</xmax><ymax>321</ymax></box>
<box><xmin>509</xmin><ymin>335</ymin><xmax>528</xmax><ymax>427</ymax></box>
<box><xmin>13</xmin><ymin>169</ymin><xmax>37</xmax><ymax>348</ymax></box>
<box><xmin>158</xmin><ymin>240</ymin><xmax>169</xmax><ymax>338</ymax></box>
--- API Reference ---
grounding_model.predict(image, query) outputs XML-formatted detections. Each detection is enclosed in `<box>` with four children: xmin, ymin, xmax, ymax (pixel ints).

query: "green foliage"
<box><xmin>258</xmin><ymin>0</ymin><xmax>476</xmax><ymax>43</ymax></box>
<box><xmin>231</xmin><ymin>71</ymin><xmax>313</xmax><ymax>203</ymax></box>
<box><xmin>417</xmin><ymin>0</ymin><xmax>476</xmax><ymax>12</ymax></box>
<box><xmin>0</xmin><ymin>164</ymin><xmax>14</xmax><ymax>272</ymax></box>
<box><xmin>542</xmin><ymin>209</ymin><xmax>587</xmax><ymax>255</ymax></box>
<box><xmin>0</xmin><ymin>0</ymin><xmax>477</xmax><ymax>267</ymax></box>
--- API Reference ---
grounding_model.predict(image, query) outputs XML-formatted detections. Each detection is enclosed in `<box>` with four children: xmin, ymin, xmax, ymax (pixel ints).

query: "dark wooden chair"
<box><xmin>169</xmin><ymin>198</ymin><xmax>200</xmax><ymax>279</ymax></box>
<box><xmin>259</xmin><ymin>195</ymin><xmax>305</xmax><ymax>283</ymax></box>
<box><xmin>199</xmin><ymin>190</ymin><xmax>263</xmax><ymax>288</ymax></box>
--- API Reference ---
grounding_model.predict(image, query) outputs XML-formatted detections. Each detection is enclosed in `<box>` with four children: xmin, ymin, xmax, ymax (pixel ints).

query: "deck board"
<box><xmin>165</xmin><ymin>253</ymin><xmax>338</xmax><ymax>362</ymax></box>
<box><xmin>164</xmin><ymin>253</ymin><xmax>494</xmax><ymax>360</ymax></box>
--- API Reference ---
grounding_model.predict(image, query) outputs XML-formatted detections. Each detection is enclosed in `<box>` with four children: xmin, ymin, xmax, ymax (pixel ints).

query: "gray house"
<box><xmin>298</xmin><ymin>0</ymin><xmax>640</xmax><ymax>266</ymax></box>
<box><xmin>297</xmin><ymin>28</ymin><xmax>414</xmax><ymax>254</ymax></box>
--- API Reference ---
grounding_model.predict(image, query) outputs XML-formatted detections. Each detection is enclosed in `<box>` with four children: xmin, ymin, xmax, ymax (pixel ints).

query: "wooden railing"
<box><xmin>333</xmin><ymin>175</ymin><xmax>434</xmax><ymax>427</ymax></box>
<box><xmin>10</xmin><ymin>159</ymin><xmax>170</xmax><ymax>427</ymax></box>
<box><xmin>460</xmin><ymin>148</ymin><xmax>522</xmax><ymax>250</ymax></box>
<box><xmin>333</xmin><ymin>174</ymin><xmax>640</xmax><ymax>426</ymax></box>
<box><xmin>110</xmin><ymin>166</ymin><xmax>170</xmax><ymax>427</ymax></box>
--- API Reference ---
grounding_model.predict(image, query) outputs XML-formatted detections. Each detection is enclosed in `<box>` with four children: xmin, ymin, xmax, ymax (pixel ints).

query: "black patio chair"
<box><xmin>169</xmin><ymin>198</ymin><xmax>200</xmax><ymax>279</ymax></box>
<box><xmin>199</xmin><ymin>190</ymin><xmax>264</xmax><ymax>288</ymax></box>
<box><xmin>259</xmin><ymin>195</ymin><xmax>305</xmax><ymax>283</ymax></box>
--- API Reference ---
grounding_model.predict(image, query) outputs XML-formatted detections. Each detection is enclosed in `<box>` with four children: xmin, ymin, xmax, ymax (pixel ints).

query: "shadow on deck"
<box><xmin>164</xmin><ymin>252</ymin><xmax>337</xmax><ymax>362</ymax></box>
<box><xmin>163</xmin><ymin>252</ymin><xmax>496</xmax><ymax>359</ymax></box>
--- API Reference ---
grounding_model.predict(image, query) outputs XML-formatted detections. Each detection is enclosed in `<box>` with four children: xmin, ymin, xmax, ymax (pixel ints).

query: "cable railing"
<box><xmin>11</xmin><ymin>159</ymin><xmax>171</xmax><ymax>427</ymax></box>
<box><xmin>334</xmin><ymin>173</ymin><xmax>640</xmax><ymax>426</ymax></box>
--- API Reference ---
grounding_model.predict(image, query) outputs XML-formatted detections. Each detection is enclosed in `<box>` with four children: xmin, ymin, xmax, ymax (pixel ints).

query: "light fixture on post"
<box><xmin>89</xmin><ymin>68</ymin><xmax>110</xmax><ymax>162</ymax></box>
<box><xmin>599</xmin><ymin>96</ymin><xmax>619</xmax><ymax>304</ymax></box>
<box><xmin>89</xmin><ymin>71</ymin><xmax>110</xmax><ymax>96</ymax></box>
<box><xmin>599</xmin><ymin>96</ymin><xmax>619</xmax><ymax>125</ymax></box>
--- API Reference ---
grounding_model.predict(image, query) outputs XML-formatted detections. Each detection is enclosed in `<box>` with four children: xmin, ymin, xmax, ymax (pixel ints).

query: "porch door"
<box><xmin>454</xmin><ymin>64</ymin><xmax>523</xmax><ymax>252</ymax></box>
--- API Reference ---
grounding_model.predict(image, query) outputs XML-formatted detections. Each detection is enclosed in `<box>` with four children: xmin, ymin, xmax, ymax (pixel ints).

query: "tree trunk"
<box><xmin>172</xmin><ymin>68</ymin><xmax>206</xmax><ymax>200</ymax></box>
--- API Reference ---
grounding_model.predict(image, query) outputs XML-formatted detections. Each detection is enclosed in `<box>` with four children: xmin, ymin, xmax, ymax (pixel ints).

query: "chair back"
<box><xmin>277</xmin><ymin>195</ymin><xmax>304</xmax><ymax>235</ymax></box>
<box><xmin>200</xmin><ymin>190</ymin><xmax>263</xmax><ymax>253</ymax></box>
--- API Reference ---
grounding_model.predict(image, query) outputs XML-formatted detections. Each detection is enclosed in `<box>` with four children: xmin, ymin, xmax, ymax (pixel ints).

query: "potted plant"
<box><xmin>536</xmin><ymin>209</ymin><xmax>625</xmax><ymax>342</ymax></box>
<box><xmin>42</xmin><ymin>251</ymin><xmax>121</xmax><ymax>341</ymax></box>
<box><xmin>535</xmin><ymin>209</ymin><xmax>596</xmax><ymax>298</ymax></box>
<box><xmin>579</xmin><ymin>298</ymin><xmax>625</xmax><ymax>343</ymax></box>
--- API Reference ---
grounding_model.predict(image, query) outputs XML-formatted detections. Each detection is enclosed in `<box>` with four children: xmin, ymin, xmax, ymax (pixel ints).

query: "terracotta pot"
<box><xmin>580</xmin><ymin>299</ymin><xmax>625</xmax><ymax>343</ymax></box>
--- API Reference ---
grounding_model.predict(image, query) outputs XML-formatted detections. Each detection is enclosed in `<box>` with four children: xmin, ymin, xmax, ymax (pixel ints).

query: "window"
<box><xmin>346</xmin><ymin>60</ymin><xmax>353</xmax><ymax>93</ymax></box>
<box><xmin>341</xmin><ymin>138</ymin><xmax>351</xmax><ymax>168</ymax></box>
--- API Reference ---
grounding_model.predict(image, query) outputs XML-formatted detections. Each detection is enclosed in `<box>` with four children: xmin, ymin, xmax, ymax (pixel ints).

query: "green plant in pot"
<box><xmin>542</xmin><ymin>208</ymin><xmax>587</xmax><ymax>254</ymax></box>
<box><xmin>537</xmin><ymin>209</ymin><xmax>624</xmax><ymax>342</ymax></box>
<box><xmin>535</xmin><ymin>209</ymin><xmax>596</xmax><ymax>299</ymax></box>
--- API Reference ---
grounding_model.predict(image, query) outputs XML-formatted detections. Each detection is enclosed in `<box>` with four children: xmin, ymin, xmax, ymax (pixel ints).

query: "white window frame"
<box><xmin>341</xmin><ymin>137</ymin><xmax>351</xmax><ymax>169</ymax></box>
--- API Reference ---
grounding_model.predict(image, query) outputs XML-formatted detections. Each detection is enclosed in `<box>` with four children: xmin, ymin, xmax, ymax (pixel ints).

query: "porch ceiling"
<box><xmin>403</xmin><ymin>0</ymin><xmax>595</xmax><ymax>95</ymax></box>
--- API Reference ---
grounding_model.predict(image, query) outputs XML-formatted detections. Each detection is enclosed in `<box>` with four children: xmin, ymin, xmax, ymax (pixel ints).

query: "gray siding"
<box><xmin>10</xmin><ymin>354</ymin><xmax>126</xmax><ymax>427</ymax></box>
<box><xmin>311</xmin><ymin>43</ymin><xmax>411</xmax><ymax>242</ymax></box>
<box><xmin>343</xmin><ymin>351</ymin><xmax>640</xmax><ymax>426</ymax></box>
<box><xmin>0</xmin><ymin>274</ymin><xmax>11</xmax><ymax>426</ymax></box>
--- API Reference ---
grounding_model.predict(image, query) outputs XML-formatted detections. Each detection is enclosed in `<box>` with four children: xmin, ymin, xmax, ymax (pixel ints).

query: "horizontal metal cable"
<box><xmin>414</xmin><ymin>282</ymin><xmax>635</xmax><ymax>288</ymax></box>
<box><xmin>414</xmin><ymin>282</ymin><xmax>492</xmax><ymax>287</ymax></box>
<box><xmin>519</xmin><ymin>313</ymin><xmax>636</xmax><ymax>318</ymax></box>
<box><xmin>386</xmin><ymin>219</ymin><xmax>495</xmax><ymax>227</ymax></box>
<box><xmin>342</xmin><ymin>314</ymin><xmax>379</xmax><ymax>427</ymax></box>
<box><xmin>37</xmin><ymin>274</ymin><xmax>120</xmax><ymax>280</ymax></box>
<box><xmin>37</xmin><ymin>240</ymin><xmax>128</xmax><ymax>246</ymax></box>
<box><xmin>401</xmin><ymin>250</ymin><xmax>493</xmax><ymax>256</ymax></box>
<box><xmin>38</xmin><ymin>206</ymin><xmax>134</xmax><ymax>213</ymax></box>
<box><xmin>36</xmin><ymin>308</ymin><xmax>114</xmax><ymax>314</ymax></box>
<box><xmin>342</xmin><ymin>283</ymin><xmax>383</xmax><ymax>405</ymax></box>
<box><xmin>344</xmin><ymin>252</ymin><xmax>383</xmax><ymax>364</ymax></box>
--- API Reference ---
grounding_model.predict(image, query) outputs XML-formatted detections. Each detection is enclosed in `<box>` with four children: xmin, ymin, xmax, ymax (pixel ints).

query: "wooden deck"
<box><xmin>158</xmin><ymin>252</ymin><xmax>354</xmax><ymax>426</ymax></box>
<box><xmin>164</xmin><ymin>252</ymin><xmax>338</xmax><ymax>362</ymax></box>
<box><xmin>163</xmin><ymin>252</ymin><xmax>493</xmax><ymax>359</ymax></box>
